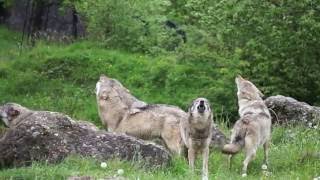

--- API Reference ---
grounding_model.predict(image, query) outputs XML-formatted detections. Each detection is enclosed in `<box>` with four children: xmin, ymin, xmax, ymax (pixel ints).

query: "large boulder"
<box><xmin>0</xmin><ymin>105</ymin><xmax>170</xmax><ymax>168</ymax></box>
<box><xmin>2</xmin><ymin>0</ymin><xmax>85</xmax><ymax>39</ymax></box>
<box><xmin>265</xmin><ymin>95</ymin><xmax>320</xmax><ymax>127</ymax></box>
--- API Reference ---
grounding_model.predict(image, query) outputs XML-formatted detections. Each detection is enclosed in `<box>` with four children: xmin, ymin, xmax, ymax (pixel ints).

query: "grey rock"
<box><xmin>3</xmin><ymin>0</ymin><xmax>85</xmax><ymax>39</ymax></box>
<box><xmin>0</xmin><ymin>105</ymin><xmax>171</xmax><ymax>168</ymax></box>
<box><xmin>265</xmin><ymin>95</ymin><xmax>320</xmax><ymax>126</ymax></box>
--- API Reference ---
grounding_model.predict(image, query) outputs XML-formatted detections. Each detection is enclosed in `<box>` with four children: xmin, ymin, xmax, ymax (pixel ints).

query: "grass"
<box><xmin>0</xmin><ymin>27</ymin><xmax>242</xmax><ymax>122</ymax></box>
<box><xmin>0</xmin><ymin>126</ymin><xmax>319</xmax><ymax>179</ymax></box>
<box><xmin>0</xmin><ymin>26</ymin><xmax>319</xmax><ymax>179</ymax></box>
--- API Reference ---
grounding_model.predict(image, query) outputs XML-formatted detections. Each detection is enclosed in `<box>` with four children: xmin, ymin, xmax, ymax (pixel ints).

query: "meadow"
<box><xmin>0</xmin><ymin>26</ymin><xmax>319</xmax><ymax>179</ymax></box>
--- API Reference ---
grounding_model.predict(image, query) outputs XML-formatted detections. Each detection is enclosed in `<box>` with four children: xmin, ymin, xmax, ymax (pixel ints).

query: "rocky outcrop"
<box><xmin>2</xmin><ymin>0</ymin><xmax>85</xmax><ymax>40</ymax></box>
<box><xmin>0</xmin><ymin>107</ymin><xmax>170</xmax><ymax>168</ymax></box>
<box><xmin>265</xmin><ymin>95</ymin><xmax>320</xmax><ymax>127</ymax></box>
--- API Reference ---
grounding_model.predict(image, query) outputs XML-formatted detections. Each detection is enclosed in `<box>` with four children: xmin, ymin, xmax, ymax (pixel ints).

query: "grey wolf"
<box><xmin>222</xmin><ymin>75</ymin><xmax>271</xmax><ymax>177</ymax></box>
<box><xmin>96</xmin><ymin>75</ymin><xmax>188</xmax><ymax>155</ymax></box>
<box><xmin>0</xmin><ymin>103</ymin><xmax>99</xmax><ymax>131</ymax></box>
<box><xmin>181</xmin><ymin>98</ymin><xmax>213</xmax><ymax>180</ymax></box>
<box><xmin>0</xmin><ymin>103</ymin><xmax>32</xmax><ymax>128</ymax></box>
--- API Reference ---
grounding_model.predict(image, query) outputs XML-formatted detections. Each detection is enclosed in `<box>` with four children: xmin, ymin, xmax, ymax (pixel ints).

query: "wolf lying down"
<box><xmin>96</xmin><ymin>75</ymin><xmax>188</xmax><ymax>155</ymax></box>
<box><xmin>96</xmin><ymin>75</ymin><xmax>227</xmax><ymax>155</ymax></box>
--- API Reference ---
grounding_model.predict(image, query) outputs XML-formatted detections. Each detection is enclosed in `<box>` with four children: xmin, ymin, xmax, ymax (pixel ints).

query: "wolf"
<box><xmin>96</xmin><ymin>75</ymin><xmax>188</xmax><ymax>155</ymax></box>
<box><xmin>0</xmin><ymin>103</ymin><xmax>33</xmax><ymax>128</ymax></box>
<box><xmin>0</xmin><ymin>103</ymin><xmax>100</xmax><ymax>133</ymax></box>
<box><xmin>222</xmin><ymin>75</ymin><xmax>271</xmax><ymax>177</ymax></box>
<box><xmin>180</xmin><ymin>98</ymin><xmax>213</xmax><ymax>180</ymax></box>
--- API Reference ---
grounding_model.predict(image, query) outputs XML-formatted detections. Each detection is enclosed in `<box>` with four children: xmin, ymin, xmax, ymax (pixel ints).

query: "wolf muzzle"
<box><xmin>197</xmin><ymin>100</ymin><xmax>206</xmax><ymax>113</ymax></box>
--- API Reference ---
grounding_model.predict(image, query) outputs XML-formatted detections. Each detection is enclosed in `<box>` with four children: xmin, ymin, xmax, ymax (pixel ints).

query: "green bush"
<box><xmin>75</xmin><ymin>0</ymin><xmax>183</xmax><ymax>54</ymax></box>
<box><xmin>179</xmin><ymin>0</ymin><xmax>320</xmax><ymax>105</ymax></box>
<box><xmin>75</xmin><ymin>0</ymin><xmax>320</xmax><ymax>108</ymax></box>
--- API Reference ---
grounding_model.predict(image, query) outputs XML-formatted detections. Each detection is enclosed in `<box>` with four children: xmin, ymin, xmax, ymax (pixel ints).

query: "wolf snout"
<box><xmin>197</xmin><ymin>101</ymin><xmax>206</xmax><ymax>113</ymax></box>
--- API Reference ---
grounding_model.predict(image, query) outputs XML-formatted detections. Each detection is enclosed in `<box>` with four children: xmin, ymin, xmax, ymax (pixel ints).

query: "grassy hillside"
<box><xmin>0</xmin><ymin>27</ymin><xmax>319</xmax><ymax>179</ymax></box>
<box><xmin>0</xmin><ymin>26</ymin><xmax>240</xmax><ymax>125</ymax></box>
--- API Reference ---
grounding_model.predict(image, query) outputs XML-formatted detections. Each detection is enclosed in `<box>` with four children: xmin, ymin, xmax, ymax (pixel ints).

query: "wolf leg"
<box><xmin>162</xmin><ymin>130</ymin><xmax>184</xmax><ymax>155</ymax></box>
<box><xmin>202</xmin><ymin>147</ymin><xmax>210</xmax><ymax>180</ymax></box>
<box><xmin>262</xmin><ymin>140</ymin><xmax>269</xmax><ymax>170</ymax></box>
<box><xmin>188</xmin><ymin>146</ymin><xmax>195</xmax><ymax>171</ymax></box>
<box><xmin>242</xmin><ymin>138</ymin><xmax>257</xmax><ymax>177</ymax></box>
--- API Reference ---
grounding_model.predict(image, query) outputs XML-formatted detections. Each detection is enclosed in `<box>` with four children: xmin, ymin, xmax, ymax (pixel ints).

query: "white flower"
<box><xmin>117</xmin><ymin>169</ymin><xmax>124</xmax><ymax>175</ymax></box>
<box><xmin>261</xmin><ymin>164</ymin><xmax>268</xmax><ymax>170</ymax></box>
<box><xmin>100</xmin><ymin>162</ymin><xmax>107</xmax><ymax>168</ymax></box>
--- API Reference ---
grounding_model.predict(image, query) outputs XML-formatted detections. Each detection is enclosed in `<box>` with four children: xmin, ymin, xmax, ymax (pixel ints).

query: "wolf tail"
<box><xmin>221</xmin><ymin>118</ymin><xmax>247</xmax><ymax>155</ymax></box>
<box><xmin>222</xmin><ymin>143</ymin><xmax>242</xmax><ymax>154</ymax></box>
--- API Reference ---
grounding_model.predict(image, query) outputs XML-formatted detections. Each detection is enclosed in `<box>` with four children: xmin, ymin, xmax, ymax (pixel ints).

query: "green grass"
<box><xmin>0</xmin><ymin>27</ymin><xmax>242</xmax><ymax>123</ymax></box>
<box><xmin>0</xmin><ymin>27</ymin><xmax>319</xmax><ymax>179</ymax></box>
<box><xmin>0</xmin><ymin>26</ymin><xmax>22</xmax><ymax>61</ymax></box>
<box><xmin>0</xmin><ymin>126</ymin><xmax>319</xmax><ymax>179</ymax></box>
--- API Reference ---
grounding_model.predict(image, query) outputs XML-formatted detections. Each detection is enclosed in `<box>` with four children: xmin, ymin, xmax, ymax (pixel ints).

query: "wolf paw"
<box><xmin>242</xmin><ymin>173</ymin><xmax>247</xmax><ymax>177</ymax></box>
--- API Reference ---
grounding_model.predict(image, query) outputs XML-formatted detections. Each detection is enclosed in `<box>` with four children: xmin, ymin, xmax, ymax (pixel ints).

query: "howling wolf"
<box><xmin>182</xmin><ymin>98</ymin><xmax>213</xmax><ymax>180</ymax></box>
<box><xmin>222</xmin><ymin>75</ymin><xmax>271</xmax><ymax>177</ymax></box>
<box><xmin>96</xmin><ymin>75</ymin><xmax>187</xmax><ymax>155</ymax></box>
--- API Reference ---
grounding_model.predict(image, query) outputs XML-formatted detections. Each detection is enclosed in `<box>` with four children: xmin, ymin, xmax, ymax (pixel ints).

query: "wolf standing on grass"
<box><xmin>181</xmin><ymin>98</ymin><xmax>213</xmax><ymax>180</ymax></box>
<box><xmin>222</xmin><ymin>75</ymin><xmax>272</xmax><ymax>177</ymax></box>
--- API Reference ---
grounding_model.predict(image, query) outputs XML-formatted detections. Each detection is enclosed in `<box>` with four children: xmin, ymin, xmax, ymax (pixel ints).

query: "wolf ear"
<box><xmin>188</xmin><ymin>99</ymin><xmax>196</xmax><ymax>113</ymax></box>
<box><xmin>7</xmin><ymin>107</ymin><xmax>20</xmax><ymax>118</ymax></box>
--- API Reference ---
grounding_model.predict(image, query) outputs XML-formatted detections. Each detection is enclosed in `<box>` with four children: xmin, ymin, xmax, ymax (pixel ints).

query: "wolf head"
<box><xmin>235</xmin><ymin>75</ymin><xmax>264</xmax><ymax>101</ymax></box>
<box><xmin>95</xmin><ymin>74</ymin><xmax>146</xmax><ymax>118</ymax></box>
<box><xmin>188</xmin><ymin>98</ymin><xmax>213</xmax><ymax>122</ymax></box>
<box><xmin>0</xmin><ymin>103</ymin><xmax>29</xmax><ymax>127</ymax></box>
<box><xmin>95</xmin><ymin>74</ymin><xmax>130</xmax><ymax>100</ymax></box>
